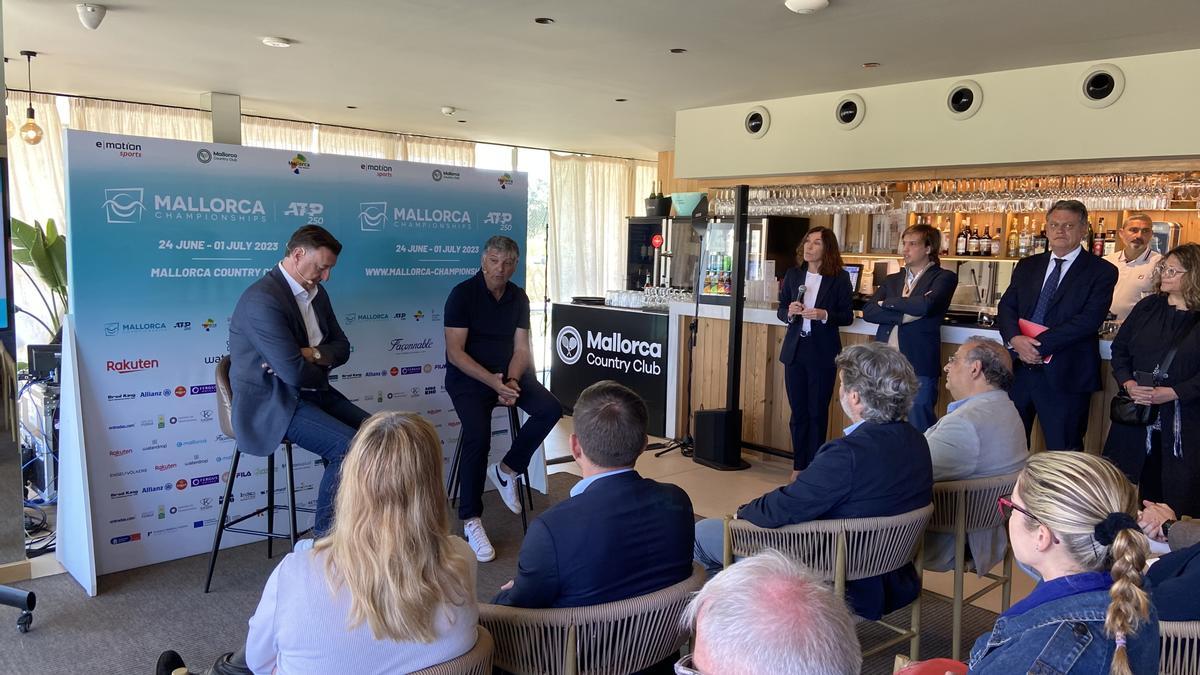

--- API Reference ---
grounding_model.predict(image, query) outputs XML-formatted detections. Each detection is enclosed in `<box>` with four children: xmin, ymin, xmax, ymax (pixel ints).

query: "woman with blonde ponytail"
<box><xmin>967</xmin><ymin>452</ymin><xmax>1158</xmax><ymax>674</ymax></box>
<box><xmin>241</xmin><ymin>411</ymin><xmax>479</xmax><ymax>675</ymax></box>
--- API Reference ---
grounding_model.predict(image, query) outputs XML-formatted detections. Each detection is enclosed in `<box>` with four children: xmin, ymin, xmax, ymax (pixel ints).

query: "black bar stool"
<box><xmin>203</xmin><ymin>356</ymin><xmax>313</xmax><ymax>593</ymax></box>
<box><xmin>446</xmin><ymin>405</ymin><xmax>535</xmax><ymax>532</ymax></box>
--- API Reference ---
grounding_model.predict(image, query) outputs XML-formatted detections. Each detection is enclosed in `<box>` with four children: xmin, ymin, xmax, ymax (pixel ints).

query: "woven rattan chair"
<box><xmin>410</xmin><ymin>626</ymin><xmax>495</xmax><ymax>675</ymax></box>
<box><xmin>723</xmin><ymin>504</ymin><xmax>934</xmax><ymax>660</ymax></box>
<box><xmin>926</xmin><ymin>472</ymin><xmax>1021</xmax><ymax>660</ymax></box>
<box><xmin>478</xmin><ymin>562</ymin><xmax>706</xmax><ymax>675</ymax></box>
<box><xmin>1160</xmin><ymin>620</ymin><xmax>1200</xmax><ymax>675</ymax></box>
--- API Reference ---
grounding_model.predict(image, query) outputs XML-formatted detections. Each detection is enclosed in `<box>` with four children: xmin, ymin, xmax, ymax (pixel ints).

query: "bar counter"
<box><xmin>663</xmin><ymin>302</ymin><xmax>1118</xmax><ymax>455</ymax></box>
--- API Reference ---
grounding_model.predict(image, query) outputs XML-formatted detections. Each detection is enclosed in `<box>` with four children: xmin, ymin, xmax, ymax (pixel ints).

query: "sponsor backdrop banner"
<box><xmin>65</xmin><ymin>131</ymin><xmax>528</xmax><ymax>574</ymax></box>
<box><xmin>550</xmin><ymin>303</ymin><xmax>668</xmax><ymax>437</ymax></box>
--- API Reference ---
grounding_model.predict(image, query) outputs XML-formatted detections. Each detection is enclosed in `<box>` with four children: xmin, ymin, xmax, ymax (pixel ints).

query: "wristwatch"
<box><xmin>311</xmin><ymin>347</ymin><xmax>322</xmax><ymax>362</ymax></box>
<box><xmin>1162</xmin><ymin>519</ymin><xmax>1176</xmax><ymax>538</ymax></box>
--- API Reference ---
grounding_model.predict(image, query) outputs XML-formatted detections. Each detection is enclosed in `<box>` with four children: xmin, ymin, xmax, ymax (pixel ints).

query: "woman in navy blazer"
<box><xmin>777</xmin><ymin>226</ymin><xmax>855</xmax><ymax>472</ymax></box>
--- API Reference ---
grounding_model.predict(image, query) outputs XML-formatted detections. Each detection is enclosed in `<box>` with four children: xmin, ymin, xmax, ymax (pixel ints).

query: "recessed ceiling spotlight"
<box><xmin>862</xmin><ymin>62</ymin><xmax>881</xmax><ymax>68</ymax></box>
<box><xmin>615</xmin><ymin>98</ymin><xmax>628</xmax><ymax>102</ymax></box>
<box><xmin>261</xmin><ymin>36</ymin><xmax>293</xmax><ymax>48</ymax></box>
<box><xmin>457</xmin><ymin>119</ymin><xmax>467</xmax><ymax>123</ymax></box>
<box><xmin>346</xmin><ymin>105</ymin><xmax>357</xmax><ymax>109</ymax></box>
<box><xmin>534</xmin><ymin>17</ymin><xmax>555</xmax><ymax>24</ymax></box>
<box><xmin>669</xmin><ymin>48</ymin><xmax>688</xmax><ymax>54</ymax></box>
<box><xmin>784</xmin><ymin>0</ymin><xmax>829</xmax><ymax>14</ymax></box>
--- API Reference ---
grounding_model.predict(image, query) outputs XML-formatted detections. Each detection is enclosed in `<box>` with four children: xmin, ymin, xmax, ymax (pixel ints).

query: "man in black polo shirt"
<box><xmin>445</xmin><ymin>235</ymin><xmax>563</xmax><ymax>561</ymax></box>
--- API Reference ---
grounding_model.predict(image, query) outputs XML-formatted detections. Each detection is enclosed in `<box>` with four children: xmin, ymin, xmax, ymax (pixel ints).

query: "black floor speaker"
<box><xmin>692</xmin><ymin>409</ymin><xmax>750</xmax><ymax>471</ymax></box>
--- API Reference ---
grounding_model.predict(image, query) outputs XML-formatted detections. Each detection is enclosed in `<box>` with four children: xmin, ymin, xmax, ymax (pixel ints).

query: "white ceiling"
<box><xmin>4</xmin><ymin>0</ymin><xmax>1200</xmax><ymax>160</ymax></box>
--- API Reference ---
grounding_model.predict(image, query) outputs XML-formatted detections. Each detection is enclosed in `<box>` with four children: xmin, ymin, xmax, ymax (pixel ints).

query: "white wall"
<box><xmin>674</xmin><ymin>49</ymin><xmax>1200</xmax><ymax>179</ymax></box>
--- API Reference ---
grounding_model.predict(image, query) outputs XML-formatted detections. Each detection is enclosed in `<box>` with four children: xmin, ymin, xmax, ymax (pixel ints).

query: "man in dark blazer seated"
<box><xmin>997</xmin><ymin>199</ymin><xmax>1117</xmax><ymax>451</ymax></box>
<box><xmin>227</xmin><ymin>225</ymin><xmax>369</xmax><ymax>536</ymax></box>
<box><xmin>494</xmin><ymin>380</ymin><xmax>695</xmax><ymax>609</ymax></box>
<box><xmin>694</xmin><ymin>342</ymin><xmax>934</xmax><ymax>621</ymax></box>
<box><xmin>862</xmin><ymin>223</ymin><xmax>958</xmax><ymax>431</ymax></box>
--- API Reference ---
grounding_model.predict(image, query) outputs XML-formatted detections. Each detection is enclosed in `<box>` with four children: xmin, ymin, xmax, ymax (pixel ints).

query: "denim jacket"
<box><xmin>968</xmin><ymin>583</ymin><xmax>1159</xmax><ymax>674</ymax></box>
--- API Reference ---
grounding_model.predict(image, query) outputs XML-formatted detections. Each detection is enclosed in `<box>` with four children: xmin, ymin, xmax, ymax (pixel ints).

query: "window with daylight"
<box><xmin>517</xmin><ymin>148</ymin><xmax>551</xmax><ymax>377</ymax></box>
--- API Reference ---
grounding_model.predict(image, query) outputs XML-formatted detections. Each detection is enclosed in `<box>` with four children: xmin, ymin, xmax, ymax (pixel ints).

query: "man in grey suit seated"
<box><xmin>923</xmin><ymin>336</ymin><xmax>1028</xmax><ymax>573</ymax></box>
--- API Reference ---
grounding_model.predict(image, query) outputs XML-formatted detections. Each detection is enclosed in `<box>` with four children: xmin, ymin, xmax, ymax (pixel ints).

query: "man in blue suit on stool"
<box><xmin>227</xmin><ymin>225</ymin><xmax>370</xmax><ymax>537</ymax></box>
<box><xmin>997</xmin><ymin>200</ymin><xmax>1117</xmax><ymax>451</ymax></box>
<box><xmin>494</xmin><ymin>380</ymin><xmax>695</xmax><ymax>609</ymax></box>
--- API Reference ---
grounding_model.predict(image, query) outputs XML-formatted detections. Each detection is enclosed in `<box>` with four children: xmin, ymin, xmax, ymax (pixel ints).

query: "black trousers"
<box><xmin>448</xmin><ymin>370</ymin><xmax>562</xmax><ymax>520</ymax></box>
<box><xmin>1009</xmin><ymin>365</ymin><xmax>1091</xmax><ymax>451</ymax></box>
<box><xmin>783</xmin><ymin>355</ymin><xmax>837</xmax><ymax>471</ymax></box>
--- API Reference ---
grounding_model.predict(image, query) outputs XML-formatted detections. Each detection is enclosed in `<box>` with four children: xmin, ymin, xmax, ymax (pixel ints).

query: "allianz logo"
<box><xmin>587</xmin><ymin>331</ymin><xmax>663</xmax><ymax>358</ymax></box>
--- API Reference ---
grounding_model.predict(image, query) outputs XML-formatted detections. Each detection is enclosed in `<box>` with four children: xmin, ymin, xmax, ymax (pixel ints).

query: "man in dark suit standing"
<box><xmin>997</xmin><ymin>200</ymin><xmax>1117</xmax><ymax>451</ymax></box>
<box><xmin>862</xmin><ymin>223</ymin><xmax>958</xmax><ymax>431</ymax></box>
<box><xmin>227</xmin><ymin>225</ymin><xmax>369</xmax><ymax>536</ymax></box>
<box><xmin>693</xmin><ymin>342</ymin><xmax>933</xmax><ymax>621</ymax></box>
<box><xmin>494</xmin><ymin>380</ymin><xmax>694</xmax><ymax>609</ymax></box>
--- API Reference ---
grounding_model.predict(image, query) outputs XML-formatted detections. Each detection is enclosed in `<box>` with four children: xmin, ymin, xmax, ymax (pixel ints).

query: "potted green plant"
<box><xmin>11</xmin><ymin>217</ymin><xmax>67</xmax><ymax>337</ymax></box>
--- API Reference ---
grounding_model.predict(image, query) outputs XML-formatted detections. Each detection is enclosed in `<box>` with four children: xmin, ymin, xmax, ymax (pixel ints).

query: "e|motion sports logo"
<box><xmin>556</xmin><ymin>326</ymin><xmax>582</xmax><ymax>365</ymax></box>
<box><xmin>102</xmin><ymin>187</ymin><xmax>146</xmax><ymax>224</ymax></box>
<box><xmin>359</xmin><ymin>202</ymin><xmax>388</xmax><ymax>231</ymax></box>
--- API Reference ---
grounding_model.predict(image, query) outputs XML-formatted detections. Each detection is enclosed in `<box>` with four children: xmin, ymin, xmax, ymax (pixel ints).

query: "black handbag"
<box><xmin>1109</xmin><ymin>313</ymin><xmax>1200</xmax><ymax>426</ymax></box>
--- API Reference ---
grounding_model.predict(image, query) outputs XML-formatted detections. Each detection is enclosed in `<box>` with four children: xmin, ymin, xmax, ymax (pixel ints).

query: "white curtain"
<box><xmin>6</xmin><ymin>92</ymin><xmax>68</xmax><ymax>346</ymax></box>
<box><xmin>317</xmin><ymin>125</ymin><xmax>397</xmax><ymax>159</ymax></box>
<box><xmin>549</xmin><ymin>154</ymin><xmax>659</xmax><ymax>301</ymax></box>
<box><xmin>69</xmin><ymin>98</ymin><xmax>211</xmax><ymax>142</ymax></box>
<box><xmin>402</xmin><ymin>135</ymin><xmax>474</xmax><ymax>167</ymax></box>
<box><xmin>241</xmin><ymin>116</ymin><xmax>315</xmax><ymax>152</ymax></box>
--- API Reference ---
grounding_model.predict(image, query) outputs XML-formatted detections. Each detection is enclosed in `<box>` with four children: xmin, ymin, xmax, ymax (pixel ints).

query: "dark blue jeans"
<box><xmin>449</xmin><ymin>371</ymin><xmax>562</xmax><ymax>520</ymax></box>
<box><xmin>909</xmin><ymin>375</ymin><xmax>939</xmax><ymax>432</ymax></box>
<box><xmin>285</xmin><ymin>390</ymin><xmax>370</xmax><ymax>536</ymax></box>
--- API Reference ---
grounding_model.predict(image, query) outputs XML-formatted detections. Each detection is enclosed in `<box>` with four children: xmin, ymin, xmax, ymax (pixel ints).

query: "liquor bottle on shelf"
<box><xmin>1006</xmin><ymin>223</ymin><xmax>1019</xmax><ymax>258</ymax></box>
<box><xmin>979</xmin><ymin>226</ymin><xmax>990</xmax><ymax>257</ymax></box>
<box><xmin>990</xmin><ymin>226</ymin><xmax>1003</xmax><ymax>257</ymax></box>
<box><xmin>966</xmin><ymin>218</ymin><xmax>980</xmax><ymax>256</ymax></box>
<box><xmin>1103</xmin><ymin>220</ymin><xmax>1118</xmax><ymax>256</ymax></box>
<box><xmin>1034</xmin><ymin>226</ymin><xmax>1048</xmax><ymax>254</ymax></box>
<box><xmin>955</xmin><ymin>223</ymin><xmax>968</xmax><ymax>256</ymax></box>
<box><xmin>1019</xmin><ymin>216</ymin><xmax>1032</xmax><ymax>257</ymax></box>
<box><xmin>1092</xmin><ymin>227</ymin><xmax>1106</xmax><ymax>256</ymax></box>
<box><xmin>938</xmin><ymin>216</ymin><xmax>951</xmax><ymax>256</ymax></box>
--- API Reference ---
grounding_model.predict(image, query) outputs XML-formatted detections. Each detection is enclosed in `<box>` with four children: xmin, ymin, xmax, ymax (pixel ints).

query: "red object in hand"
<box><xmin>1017</xmin><ymin>318</ymin><xmax>1052</xmax><ymax>364</ymax></box>
<box><xmin>651</xmin><ymin>234</ymin><xmax>664</xmax><ymax>249</ymax></box>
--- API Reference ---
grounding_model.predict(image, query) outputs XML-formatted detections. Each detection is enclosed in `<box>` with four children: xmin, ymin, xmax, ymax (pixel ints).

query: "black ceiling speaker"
<box><xmin>744</xmin><ymin>105</ymin><xmax>770</xmax><ymax>138</ymax></box>
<box><xmin>946</xmin><ymin>79</ymin><xmax>983</xmax><ymax>120</ymax></box>
<box><xmin>835</xmin><ymin>94</ymin><xmax>865</xmax><ymax>130</ymax></box>
<box><xmin>1078</xmin><ymin>64</ymin><xmax>1125</xmax><ymax>109</ymax></box>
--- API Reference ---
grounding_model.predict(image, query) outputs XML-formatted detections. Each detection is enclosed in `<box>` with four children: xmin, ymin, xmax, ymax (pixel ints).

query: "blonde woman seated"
<box><xmin>159</xmin><ymin>411</ymin><xmax>478</xmax><ymax>675</ymax></box>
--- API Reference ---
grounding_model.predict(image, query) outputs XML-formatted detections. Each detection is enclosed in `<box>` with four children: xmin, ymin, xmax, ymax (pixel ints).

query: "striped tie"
<box><xmin>1030</xmin><ymin>258</ymin><xmax>1065</xmax><ymax>325</ymax></box>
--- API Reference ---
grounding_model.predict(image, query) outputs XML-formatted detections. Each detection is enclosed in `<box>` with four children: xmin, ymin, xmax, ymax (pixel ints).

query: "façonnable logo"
<box><xmin>556</xmin><ymin>326</ymin><xmax>583</xmax><ymax>365</ymax></box>
<box><xmin>102</xmin><ymin>187</ymin><xmax>146</xmax><ymax>224</ymax></box>
<box><xmin>498</xmin><ymin>173</ymin><xmax>514</xmax><ymax>189</ymax></box>
<box><xmin>359</xmin><ymin>202</ymin><xmax>388</xmax><ymax>232</ymax></box>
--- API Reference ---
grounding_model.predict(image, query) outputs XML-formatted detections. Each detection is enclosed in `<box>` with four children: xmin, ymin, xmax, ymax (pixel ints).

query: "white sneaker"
<box><xmin>488</xmin><ymin>462</ymin><xmax>523</xmax><ymax>514</ymax></box>
<box><xmin>463</xmin><ymin>518</ymin><xmax>495</xmax><ymax>563</ymax></box>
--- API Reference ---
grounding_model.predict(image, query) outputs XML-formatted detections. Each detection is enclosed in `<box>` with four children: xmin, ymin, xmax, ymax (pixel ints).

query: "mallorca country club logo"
<box><xmin>196</xmin><ymin>148</ymin><xmax>212</xmax><ymax>164</ymax></box>
<box><xmin>359</xmin><ymin>202</ymin><xmax>388</xmax><ymax>231</ymax></box>
<box><xmin>102</xmin><ymin>187</ymin><xmax>145</xmax><ymax>224</ymax></box>
<box><xmin>556</xmin><ymin>326</ymin><xmax>583</xmax><ymax>365</ymax></box>
<box><xmin>288</xmin><ymin>153</ymin><xmax>310</xmax><ymax>174</ymax></box>
<box><xmin>432</xmin><ymin>169</ymin><xmax>443</xmax><ymax>182</ymax></box>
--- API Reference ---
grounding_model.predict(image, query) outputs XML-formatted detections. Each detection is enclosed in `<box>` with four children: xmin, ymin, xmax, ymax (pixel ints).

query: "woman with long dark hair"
<box><xmin>776</xmin><ymin>226</ymin><xmax>854</xmax><ymax>474</ymax></box>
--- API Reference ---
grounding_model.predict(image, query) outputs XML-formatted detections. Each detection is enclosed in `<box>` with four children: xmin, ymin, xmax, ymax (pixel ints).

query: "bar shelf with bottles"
<box><xmin>905</xmin><ymin>210</ymin><xmax>1131</xmax><ymax>263</ymax></box>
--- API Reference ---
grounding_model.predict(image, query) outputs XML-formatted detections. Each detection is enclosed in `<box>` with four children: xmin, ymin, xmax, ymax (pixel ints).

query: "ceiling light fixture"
<box><xmin>534</xmin><ymin>17</ymin><xmax>555</xmax><ymax>24</ymax></box>
<box><xmin>862</xmin><ymin>62</ymin><xmax>881</xmax><ymax>68</ymax></box>
<box><xmin>346</xmin><ymin>105</ymin><xmax>357</xmax><ymax>109</ymax></box>
<box><xmin>457</xmin><ymin>120</ymin><xmax>467</xmax><ymax>124</ymax></box>
<box><xmin>784</xmin><ymin>0</ymin><xmax>829</xmax><ymax>14</ymax></box>
<box><xmin>669</xmin><ymin>48</ymin><xmax>688</xmax><ymax>54</ymax></box>
<box><xmin>19</xmin><ymin>51</ymin><xmax>43</xmax><ymax>146</ymax></box>
<box><xmin>261</xmin><ymin>36</ymin><xmax>293</xmax><ymax>48</ymax></box>
<box><xmin>76</xmin><ymin>4</ymin><xmax>107</xmax><ymax>30</ymax></box>
<box><xmin>614</xmin><ymin>98</ymin><xmax>628</xmax><ymax>102</ymax></box>
<box><xmin>441</xmin><ymin>106</ymin><xmax>457</xmax><ymax>117</ymax></box>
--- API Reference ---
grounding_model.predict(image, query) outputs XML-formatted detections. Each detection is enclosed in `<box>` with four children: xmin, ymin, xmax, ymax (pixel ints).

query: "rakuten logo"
<box><xmin>107</xmin><ymin>358</ymin><xmax>160</xmax><ymax>374</ymax></box>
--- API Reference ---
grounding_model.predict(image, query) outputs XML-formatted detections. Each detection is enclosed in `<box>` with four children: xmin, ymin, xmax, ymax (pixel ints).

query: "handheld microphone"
<box><xmin>789</xmin><ymin>284</ymin><xmax>806</xmax><ymax>323</ymax></box>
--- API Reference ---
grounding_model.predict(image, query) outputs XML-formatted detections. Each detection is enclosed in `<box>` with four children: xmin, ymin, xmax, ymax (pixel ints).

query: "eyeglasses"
<box><xmin>997</xmin><ymin>495</ymin><xmax>1060</xmax><ymax>543</ymax></box>
<box><xmin>1157</xmin><ymin>264</ymin><xmax>1188</xmax><ymax>279</ymax></box>
<box><xmin>675</xmin><ymin>654</ymin><xmax>704</xmax><ymax>675</ymax></box>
